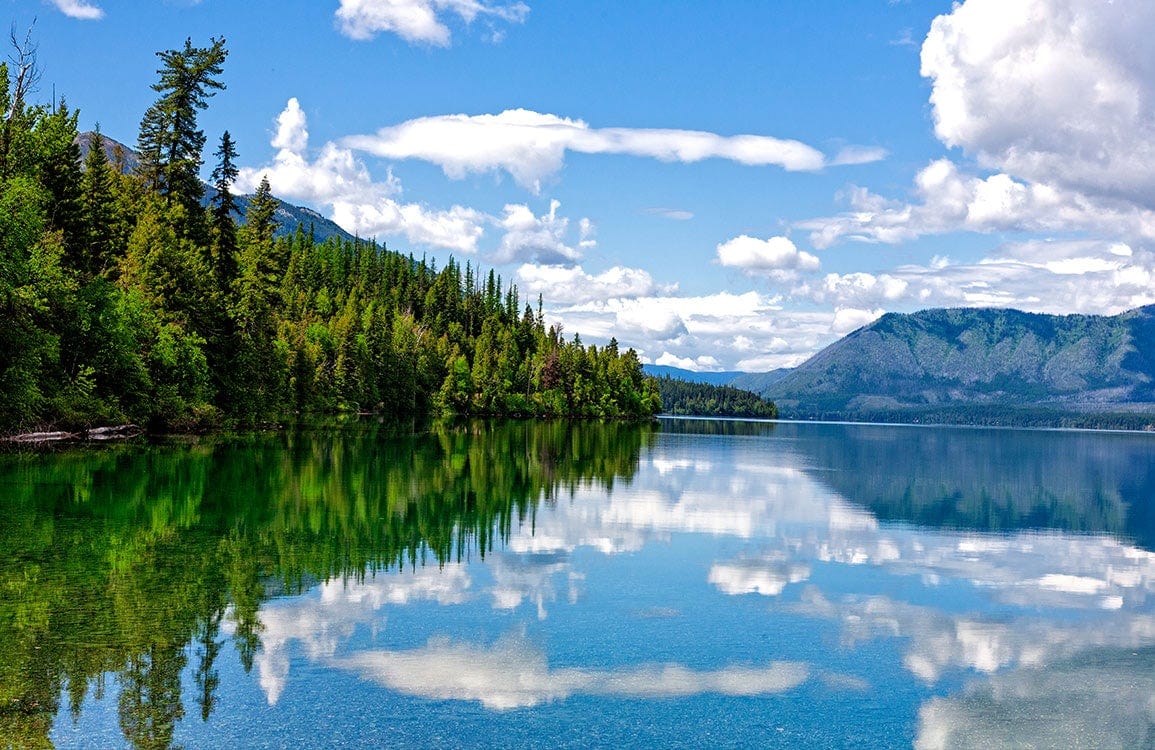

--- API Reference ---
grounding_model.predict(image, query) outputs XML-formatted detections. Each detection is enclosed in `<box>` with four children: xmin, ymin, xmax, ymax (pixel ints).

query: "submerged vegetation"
<box><xmin>0</xmin><ymin>36</ymin><xmax>659</xmax><ymax>432</ymax></box>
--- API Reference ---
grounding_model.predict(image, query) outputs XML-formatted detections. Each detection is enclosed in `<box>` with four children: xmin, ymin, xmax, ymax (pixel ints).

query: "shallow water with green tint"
<box><xmin>3</xmin><ymin>418</ymin><xmax>1155</xmax><ymax>748</ymax></box>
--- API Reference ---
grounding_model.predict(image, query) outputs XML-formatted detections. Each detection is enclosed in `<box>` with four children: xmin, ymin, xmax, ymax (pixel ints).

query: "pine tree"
<box><xmin>80</xmin><ymin>126</ymin><xmax>117</xmax><ymax>278</ymax></box>
<box><xmin>136</xmin><ymin>37</ymin><xmax>228</xmax><ymax>240</ymax></box>
<box><xmin>208</xmin><ymin>130</ymin><xmax>239</xmax><ymax>288</ymax></box>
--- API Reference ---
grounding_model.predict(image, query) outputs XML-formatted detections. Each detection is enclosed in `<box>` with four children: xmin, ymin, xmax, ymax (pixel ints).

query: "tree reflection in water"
<box><xmin>0</xmin><ymin>419</ymin><xmax>654</xmax><ymax>749</ymax></box>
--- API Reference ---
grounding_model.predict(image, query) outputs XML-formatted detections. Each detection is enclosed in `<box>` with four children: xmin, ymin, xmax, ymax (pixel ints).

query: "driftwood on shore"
<box><xmin>3</xmin><ymin>424</ymin><xmax>144</xmax><ymax>444</ymax></box>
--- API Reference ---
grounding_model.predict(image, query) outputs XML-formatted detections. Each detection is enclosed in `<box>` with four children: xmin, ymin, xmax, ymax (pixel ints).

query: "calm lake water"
<box><xmin>4</xmin><ymin>418</ymin><xmax>1155</xmax><ymax>749</ymax></box>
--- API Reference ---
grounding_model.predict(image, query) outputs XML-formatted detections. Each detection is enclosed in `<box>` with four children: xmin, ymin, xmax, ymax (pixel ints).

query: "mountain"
<box><xmin>76</xmin><ymin>131</ymin><xmax>356</xmax><ymax>244</ymax></box>
<box><xmin>727</xmin><ymin>368</ymin><xmax>793</xmax><ymax>392</ymax></box>
<box><xmin>642</xmin><ymin>365</ymin><xmax>749</xmax><ymax>386</ymax></box>
<box><xmin>762</xmin><ymin>305</ymin><xmax>1155</xmax><ymax>424</ymax></box>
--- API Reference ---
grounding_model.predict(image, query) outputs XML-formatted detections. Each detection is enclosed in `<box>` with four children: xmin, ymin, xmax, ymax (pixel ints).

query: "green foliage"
<box><xmin>655</xmin><ymin>375</ymin><xmax>777</xmax><ymax>418</ymax></box>
<box><xmin>0</xmin><ymin>37</ymin><xmax>658</xmax><ymax>433</ymax></box>
<box><xmin>136</xmin><ymin>37</ymin><xmax>227</xmax><ymax>242</ymax></box>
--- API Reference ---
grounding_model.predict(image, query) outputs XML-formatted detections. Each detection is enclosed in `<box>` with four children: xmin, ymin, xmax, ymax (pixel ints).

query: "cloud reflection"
<box><xmin>336</xmin><ymin>635</ymin><xmax>810</xmax><ymax>710</ymax></box>
<box><xmin>250</xmin><ymin>422</ymin><xmax>1155</xmax><ymax>740</ymax></box>
<box><xmin>915</xmin><ymin>651</ymin><xmax>1155</xmax><ymax>750</ymax></box>
<box><xmin>256</xmin><ymin>564</ymin><xmax>472</xmax><ymax>704</ymax></box>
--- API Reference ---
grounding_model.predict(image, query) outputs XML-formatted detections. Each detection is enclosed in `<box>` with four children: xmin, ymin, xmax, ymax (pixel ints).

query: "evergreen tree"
<box><xmin>79</xmin><ymin>126</ymin><xmax>117</xmax><ymax>278</ymax></box>
<box><xmin>208</xmin><ymin>130</ymin><xmax>239</xmax><ymax>287</ymax></box>
<box><xmin>32</xmin><ymin>99</ymin><xmax>83</xmax><ymax>265</ymax></box>
<box><xmin>135</xmin><ymin>37</ymin><xmax>227</xmax><ymax>240</ymax></box>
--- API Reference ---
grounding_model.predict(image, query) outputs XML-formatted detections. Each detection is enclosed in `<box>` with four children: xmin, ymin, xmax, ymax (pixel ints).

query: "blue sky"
<box><xmin>22</xmin><ymin>0</ymin><xmax>1155</xmax><ymax>371</ymax></box>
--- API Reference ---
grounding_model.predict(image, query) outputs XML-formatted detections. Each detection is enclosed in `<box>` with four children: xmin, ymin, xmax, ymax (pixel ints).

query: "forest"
<box><xmin>0</xmin><ymin>35</ymin><xmax>661</xmax><ymax>432</ymax></box>
<box><xmin>654</xmin><ymin>376</ymin><xmax>778</xmax><ymax>419</ymax></box>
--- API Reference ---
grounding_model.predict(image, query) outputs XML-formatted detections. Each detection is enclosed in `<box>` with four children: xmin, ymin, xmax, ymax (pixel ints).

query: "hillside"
<box><xmin>78</xmin><ymin>132</ymin><xmax>356</xmax><ymax>244</ymax></box>
<box><xmin>727</xmin><ymin>368</ymin><xmax>793</xmax><ymax>392</ymax></box>
<box><xmin>763</xmin><ymin>306</ymin><xmax>1155</xmax><ymax>422</ymax></box>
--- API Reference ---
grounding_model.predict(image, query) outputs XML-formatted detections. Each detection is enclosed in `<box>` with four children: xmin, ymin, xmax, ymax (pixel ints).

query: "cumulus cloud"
<box><xmin>790</xmin><ymin>240</ymin><xmax>1155</xmax><ymax>316</ymax></box>
<box><xmin>716</xmin><ymin>235</ymin><xmax>821</xmax><ymax>280</ymax></box>
<box><xmin>800</xmin><ymin>159</ymin><xmax>1155</xmax><ymax>250</ymax></box>
<box><xmin>795</xmin><ymin>0</ymin><xmax>1155</xmax><ymax>285</ymax></box>
<box><xmin>240</xmin><ymin>100</ymin><xmax>613</xmax><ymax>257</ymax></box>
<box><xmin>830</xmin><ymin>307</ymin><xmax>885</xmax><ymax>335</ymax></box>
<box><xmin>493</xmin><ymin>199</ymin><xmax>582</xmax><ymax>264</ymax></box>
<box><xmin>342</xmin><ymin>109</ymin><xmax>877</xmax><ymax>192</ymax></box>
<box><xmin>548</xmin><ymin>292</ymin><xmax>841</xmax><ymax>371</ymax></box>
<box><xmin>515</xmin><ymin>263</ymin><xmax>675</xmax><ymax>305</ymax></box>
<box><xmin>922</xmin><ymin>0</ymin><xmax>1155</xmax><ymax>207</ymax></box>
<box><xmin>334</xmin><ymin>0</ymin><xmax>529</xmax><ymax>45</ymax></box>
<box><xmin>49</xmin><ymin>0</ymin><xmax>104</xmax><ymax>19</ymax></box>
<box><xmin>237</xmin><ymin>99</ymin><xmax>487</xmax><ymax>253</ymax></box>
<box><xmin>655</xmin><ymin>353</ymin><xmax>722</xmax><ymax>371</ymax></box>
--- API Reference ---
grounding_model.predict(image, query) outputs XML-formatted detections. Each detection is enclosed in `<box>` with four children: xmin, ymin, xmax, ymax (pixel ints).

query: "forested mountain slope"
<box><xmin>764</xmin><ymin>306</ymin><xmax>1155</xmax><ymax>420</ymax></box>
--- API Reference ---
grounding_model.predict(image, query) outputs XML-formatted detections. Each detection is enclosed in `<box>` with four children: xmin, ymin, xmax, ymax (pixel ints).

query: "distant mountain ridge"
<box><xmin>76</xmin><ymin>131</ymin><xmax>356</xmax><ymax>244</ymax></box>
<box><xmin>762</xmin><ymin>305</ymin><xmax>1155</xmax><ymax>420</ymax></box>
<box><xmin>641</xmin><ymin>365</ymin><xmax>794</xmax><ymax>389</ymax></box>
<box><xmin>642</xmin><ymin>365</ymin><xmax>748</xmax><ymax>386</ymax></box>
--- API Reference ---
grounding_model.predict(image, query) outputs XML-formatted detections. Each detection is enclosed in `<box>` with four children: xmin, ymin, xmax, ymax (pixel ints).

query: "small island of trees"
<box><xmin>655</xmin><ymin>376</ymin><xmax>778</xmax><ymax>419</ymax></box>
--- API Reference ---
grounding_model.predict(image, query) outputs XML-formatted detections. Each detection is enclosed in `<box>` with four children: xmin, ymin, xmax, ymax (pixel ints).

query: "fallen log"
<box><xmin>6</xmin><ymin>431</ymin><xmax>77</xmax><ymax>443</ymax></box>
<box><xmin>82</xmin><ymin>424</ymin><xmax>144</xmax><ymax>440</ymax></box>
<box><xmin>4</xmin><ymin>424</ymin><xmax>144</xmax><ymax>444</ymax></box>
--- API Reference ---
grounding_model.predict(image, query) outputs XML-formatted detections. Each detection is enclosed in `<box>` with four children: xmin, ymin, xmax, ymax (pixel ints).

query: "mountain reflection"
<box><xmin>0</xmin><ymin>419</ymin><xmax>653</xmax><ymax>749</ymax></box>
<box><xmin>768</xmin><ymin>421</ymin><xmax>1155</xmax><ymax>545</ymax></box>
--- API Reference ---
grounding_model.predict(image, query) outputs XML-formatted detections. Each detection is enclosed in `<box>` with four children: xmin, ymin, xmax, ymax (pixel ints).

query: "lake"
<box><xmin>3</xmin><ymin>418</ymin><xmax>1155</xmax><ymax>749</ymax></box>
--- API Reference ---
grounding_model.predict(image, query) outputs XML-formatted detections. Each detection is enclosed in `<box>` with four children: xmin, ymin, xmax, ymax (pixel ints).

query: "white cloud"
<box><xmin>922</xmin><ymin>0</ymin><xmax>1155</xmax><ymax>207</ymax></box>
<box><xmin>550</xmin><ymin>292</ymin><xmax>839</xmax><ymax>371</ymax></box>
<box><xmin>645</xmin><ymin>208</ymin><xmax>695</xmax><ymax>221</ymax></box>
<box><xmin>790</xmin><ymin>240</ymin><xmax>1155</xmax><ymax>317</ymax></box>
<box><xmin>831</xmin><ymin>307</ymin><xmax>885</xmax><ymax>335</ymax></box>
<box><xmin>342</xmin><ymin>109</ymin><xmax>873</xmax><ymax>192</ymax></box>
<box><xmin>830</xmin><ymin>145</ymin><xmax>889</xmax><ymax>166</ymax></box>
<box><xmin>238</xmin><ymin>98</ymin><xmax>488</xmax><ymax>253</ymax></box>
<box><xmin>49</xmin><ymin>0</ymin><xmax>104</xmax><ymax>19</ymax></box>
<box><xmin>797</xmin><ymin>0</ymin><xmax>1155</xmax><ymax>275</ymax></box>
<box><xmin>716</xmin><ymin>235</ymin><xmax>821</xmax><ymax>280</ymax></box>
<box><xmin>800</xmin><ymin>160</ymin><xmax>1155</xmax><ymax>250</ymax></box>
<box><xmin>271</xmin><ymin>97</ymin><xmax>309</xmax><ymax>153</ymax></box>
<box><xmin>493</xmin><ymin>199</ymin><xmax>582</xmax><ymax>264</ymax></box>
<box><xmin>654</xmin><ymin>352</ymin><xmax>722</xmax><ymax>371</ymax></box>
<box><xmin>515</xmin><ymin>263</ymin><xmax>674</xmax><ymax>305</ymax></box>
<box><xmin>334</xmin><ymin>0</ymin><xmax>529</xmax><ymax>45</ymax></box>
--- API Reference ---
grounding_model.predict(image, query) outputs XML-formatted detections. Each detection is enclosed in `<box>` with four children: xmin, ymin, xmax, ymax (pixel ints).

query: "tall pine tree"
<box><xmin>136</xmin><ymin>37</ymin><xmax>227</xmax><ymax>242</ymax></box>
